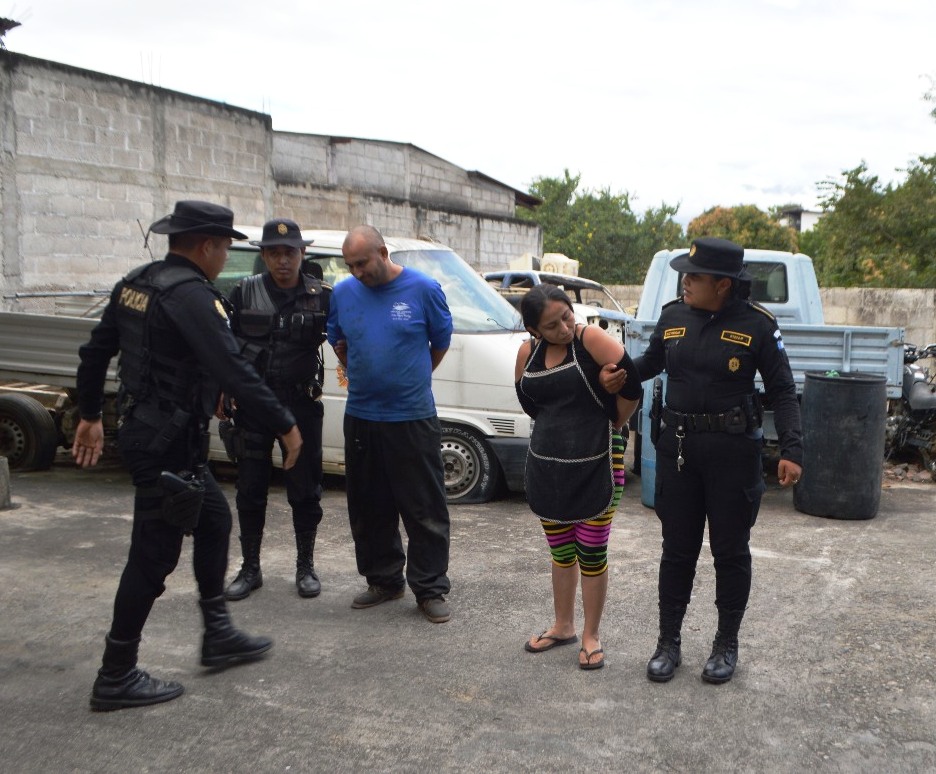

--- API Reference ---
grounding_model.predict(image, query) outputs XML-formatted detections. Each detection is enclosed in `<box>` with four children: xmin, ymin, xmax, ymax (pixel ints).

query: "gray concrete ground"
<box><xmin>0</xmin><ymin>448</ymin><xmax>934</xmax><ymax>774</ymax></box>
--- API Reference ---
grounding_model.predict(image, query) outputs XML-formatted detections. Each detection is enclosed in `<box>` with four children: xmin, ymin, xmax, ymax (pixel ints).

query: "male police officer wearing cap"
<box><xmin>73</xmin><ymin>200</ymin><xmax>303</xmax><ymax>711</ymax></box>
<box><xmin>601</xmin><ymin>237</ymin><xmax>803</xmax><ymax>685</ymax></box>
<box><xmin>221</xmin><ymin>218</ymin><xmax>331</xmax><ymax>601</ymax></box>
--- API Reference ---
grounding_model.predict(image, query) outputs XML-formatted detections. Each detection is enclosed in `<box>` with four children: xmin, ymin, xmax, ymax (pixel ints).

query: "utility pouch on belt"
<box><xmin>724</xmin><ymin>406</ymin><xmax>747</xmax><ymax>434</ymax></box>
<box><xmin>143</xmin><ymin>407</ymin><xmax>191</xmax><ymax>455</ymax></box>
<box><xmin>303</xmin><ymin>378</ymin><xmax>323</xmax><ymax>401</ymax></box>
<box><xmin>650</xmin><ymin>376</ymin><xmax>663</xmax><ymax>445</ymax></box>
<box><xmin>238</xmin><ymin>309</ymin><xmax>273</xmax><ymax>338</ymax></box>
<box><xmin>158</xmin><ymin>470</ymin><xmax>204</xmax><ymax>534</ymax></box>
<box><xmin>218</xmin><ymin>419</ymin><xmax>245</xmax><ymax>463</ymax></box>
<box><xmin>749</xmin><ymin>392</ymin><xmax>764</xmax><ymax>430</ymax></box>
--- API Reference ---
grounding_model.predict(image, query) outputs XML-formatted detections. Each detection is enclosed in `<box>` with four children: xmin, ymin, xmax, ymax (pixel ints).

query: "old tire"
<box><xmin>440</xmin><ymin>424</ymin><xmax>501</xmax><ymax>504</ymax></box>
<box><xmin>0</xmin><ymin>394</ymin><xmax>59</xmax><ymax>471</ymax></box>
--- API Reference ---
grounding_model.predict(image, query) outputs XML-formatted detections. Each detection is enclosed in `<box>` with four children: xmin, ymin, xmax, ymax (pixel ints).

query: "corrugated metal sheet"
<box><xmin>0</xmin><ymin>312</ymin><xmax>117</xmax><ymax>391</ymax></box>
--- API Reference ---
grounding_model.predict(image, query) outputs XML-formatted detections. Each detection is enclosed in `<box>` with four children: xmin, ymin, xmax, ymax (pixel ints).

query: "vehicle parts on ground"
<box><xmin>885</xmin><ymin>343</ymin><xmax>936</xmax><ymax>476</ymax></box>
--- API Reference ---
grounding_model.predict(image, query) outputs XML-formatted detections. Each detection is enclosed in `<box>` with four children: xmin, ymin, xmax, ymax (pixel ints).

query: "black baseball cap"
<box><xmin>249</xmin><ymin>218</ymin><xmax>313</xmax><ymax>251</ymax></box>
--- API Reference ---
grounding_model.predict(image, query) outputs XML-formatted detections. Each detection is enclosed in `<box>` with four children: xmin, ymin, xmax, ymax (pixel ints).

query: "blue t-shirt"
<box><xmin>327</xmin><ymin>267</ymin><xmax>453</xmax><ymax>421</ymax></box>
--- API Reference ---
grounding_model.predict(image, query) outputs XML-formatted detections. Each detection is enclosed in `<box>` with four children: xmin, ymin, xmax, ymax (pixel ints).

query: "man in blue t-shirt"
<box><xmin>327</xmin><ymin>225</ymin><xmax>454</xmax><ymax>623</ymax></box>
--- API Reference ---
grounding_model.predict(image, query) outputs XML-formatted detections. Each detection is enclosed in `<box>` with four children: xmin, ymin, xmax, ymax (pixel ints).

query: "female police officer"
<box><xmin>602</xmin><ymin>237</ymin><xmax>803</xmax><ymax>684</ymax></box>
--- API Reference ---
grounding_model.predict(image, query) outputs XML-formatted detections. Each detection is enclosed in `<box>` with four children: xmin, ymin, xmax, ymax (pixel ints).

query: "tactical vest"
<box><xmin>114</xmin><ymin>261</ymin><xmax>213</xmax><ymax>410</ymax></box>
<box><xmin>234</xmin><ymin>272</ymin><xmax>330</xmax><ymax>387</ymax></box>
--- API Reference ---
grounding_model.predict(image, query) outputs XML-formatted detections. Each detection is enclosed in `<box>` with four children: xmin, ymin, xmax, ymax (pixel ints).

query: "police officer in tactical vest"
<box><xmin>221</xmin><ymin>218</ymin><xmax>331</xmax><ymax>600</ymax></box>
<box><xmin>73</xmin><ymin>201</ymin><xmax>303</xmax><ymax>711</ymax></box>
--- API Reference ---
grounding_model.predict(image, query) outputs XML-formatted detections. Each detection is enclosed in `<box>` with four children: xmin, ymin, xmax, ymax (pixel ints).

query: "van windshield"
<box><xmin>325</xmin><ymin>249</ymin><xmax>522</xmax><ymax>334</ymax></box>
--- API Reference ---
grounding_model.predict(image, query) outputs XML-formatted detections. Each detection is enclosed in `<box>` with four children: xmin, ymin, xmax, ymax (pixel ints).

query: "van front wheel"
<box><xmin>440</xmin><ymin>424</ymin><xmax>501</xmax><ymax>504</ymax></box>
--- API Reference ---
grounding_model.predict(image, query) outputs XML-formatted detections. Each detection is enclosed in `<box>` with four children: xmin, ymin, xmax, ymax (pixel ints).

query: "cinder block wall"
<box><xmin>820</xmin><ymin>287</ymin><xmax>936</xmax><ymax>349</ymax></box>
<box><xmin>0</xmin><ymin>52</ymin><xmax>540</xmax><ymax>311</ymax></box>
<box><xmin>0</xmin><ymin>53</ymin><xmax>273</xmax><ymax>301</ymax></box>
<box><xmin>270</xmin><ymin>133</ymin><xmax>534</xmax><ymax>270</ymax></box>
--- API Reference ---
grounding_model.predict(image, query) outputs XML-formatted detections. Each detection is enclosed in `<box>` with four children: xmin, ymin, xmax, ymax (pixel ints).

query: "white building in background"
<box><xmin>779</xmin><ymin>206</ymin><xmax>825</xmax><ymax>232</ymax></box>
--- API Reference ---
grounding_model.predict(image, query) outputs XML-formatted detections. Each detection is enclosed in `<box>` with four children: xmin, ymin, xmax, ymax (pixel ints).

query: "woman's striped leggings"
<box><xmin>539</xmin><ymin>433</ymin><xmax>626</xmax><ymax>577</ymax></box>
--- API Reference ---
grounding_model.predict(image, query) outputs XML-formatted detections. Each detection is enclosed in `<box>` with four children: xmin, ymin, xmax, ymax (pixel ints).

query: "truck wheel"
<box><xmin>0</xmin><ymin>394</ymin><xmax>59</xmax><ymax>471</ymax></box>
<box><xmin>440</xmin><ymin>424</ymin><xmax>501</xmax><ymax>504</ymax></box>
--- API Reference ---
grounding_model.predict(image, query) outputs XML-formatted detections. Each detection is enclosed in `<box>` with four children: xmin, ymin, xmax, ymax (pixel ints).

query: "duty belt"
<box><xmin>663</xmin><ymin>406</ymin><xmax>745</xmax><ymax>433</ymax></box>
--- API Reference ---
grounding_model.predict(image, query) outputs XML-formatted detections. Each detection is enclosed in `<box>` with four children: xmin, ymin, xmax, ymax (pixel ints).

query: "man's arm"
<box><xmin>332</xmin><ymin>339</ymin><xmax>347</xmax><ymax>367</ymax></box>
<box><xmin>430</xmin><ymin>347</ymin><xmax>448</xmax><ymax>371</ymax></box>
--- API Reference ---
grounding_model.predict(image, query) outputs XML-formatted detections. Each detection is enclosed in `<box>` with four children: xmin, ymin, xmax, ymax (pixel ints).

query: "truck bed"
<box><xmin>625</xmin><ymin>319</ymin><xmax>905</xmax><ymax>399</ymax></box>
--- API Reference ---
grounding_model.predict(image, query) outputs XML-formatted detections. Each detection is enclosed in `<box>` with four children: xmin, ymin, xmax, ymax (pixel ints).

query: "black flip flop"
<box><xmin>524</xmin><ymin>631</ymin><xmax>578</xmax><ymax>653</ymax></box>
<box><xmin>579</xmin><ymin>646</ymin><xmax>605</xmax><ymax>670</ymax></box>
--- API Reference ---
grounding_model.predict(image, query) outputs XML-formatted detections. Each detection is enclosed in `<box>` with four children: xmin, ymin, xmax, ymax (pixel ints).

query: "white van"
<box><xmin>212</xmin><ymin>229</ymin><xmax>531</xmax><ymax>503</ymax></box>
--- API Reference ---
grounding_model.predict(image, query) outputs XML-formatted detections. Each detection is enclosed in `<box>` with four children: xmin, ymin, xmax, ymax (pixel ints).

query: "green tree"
<box><xmin>519</xmin><ymin>170</ymin><xmax>684</xmax><ymax>284</ymax></box>
<box><xmin>806</xmin><ymin>159</ymin><xmax>936</xmax><ymax>288</ymax></box>
<box><xmin>687</xmin><ymin>205</ymin><xmax>799</xmax><ymax>251</ymax></box>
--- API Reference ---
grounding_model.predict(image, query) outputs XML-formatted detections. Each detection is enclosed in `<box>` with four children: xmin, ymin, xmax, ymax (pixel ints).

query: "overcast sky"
<box><xmin>3</xmin><ymin>0</ymin><xmax>935</xmax><ymax>224</ymax></box>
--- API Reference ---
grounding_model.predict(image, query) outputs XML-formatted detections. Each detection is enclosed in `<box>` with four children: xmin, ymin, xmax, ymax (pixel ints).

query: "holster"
<box><xmin>218</xmin><ymin>419</ymin><xmax>245</xmax><ymax>463</ymax></box>
<box><xmin>158</xmin><ymin>470</ymin><xmax>205</xmax><ymax>534</ymax></box>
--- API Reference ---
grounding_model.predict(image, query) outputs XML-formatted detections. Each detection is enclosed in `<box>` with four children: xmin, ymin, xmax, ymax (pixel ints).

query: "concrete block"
<box><xmin>0</xmin><ymin>457</ymin><xmax>11</xmax><ymax>510</ymax></box>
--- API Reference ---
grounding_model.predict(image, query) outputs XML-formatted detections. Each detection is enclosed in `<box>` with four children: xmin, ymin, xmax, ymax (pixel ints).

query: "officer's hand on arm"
<box><xmin>777</xmin><ymin>459</ymin><xmax>802</xmax><ymax>488</ymax></box>
<box><xmin>72</xmin><ymin>418</ymin><xmax>104</xmax><ymax>468</ymax></box>
<box><xmin>279</xmin><ymin>425</ymin><xmax>303</xmax><ymax>470</ymax></box>
<box><xmin>599</xmin><ymin>362</ymin><xmax>628</xmax><ymax>394</ymax></box>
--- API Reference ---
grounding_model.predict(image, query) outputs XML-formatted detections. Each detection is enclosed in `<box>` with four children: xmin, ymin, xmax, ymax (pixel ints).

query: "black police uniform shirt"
<box><xmin>76</xmin><ymin>253</ymin><xmax>295</xmax><ymax>434</ymax></box>
<box><xmin>633</xmin><ymin>295</ymin><xmax>803</xmax><ymax>465</ymax></box>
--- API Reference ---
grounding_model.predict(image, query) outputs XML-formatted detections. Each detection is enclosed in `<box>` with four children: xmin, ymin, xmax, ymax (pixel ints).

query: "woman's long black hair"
<box><xmin>519</xmin><ymin>284</ymin><xmax>574</xmax><ymax>334</ymax></box>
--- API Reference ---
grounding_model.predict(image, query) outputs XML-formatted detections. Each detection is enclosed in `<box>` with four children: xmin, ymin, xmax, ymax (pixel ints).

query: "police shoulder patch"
<box><xmin>748</xmin><ymin>300</ymin><xmax>776</xmax><ymax>320</ymax></box>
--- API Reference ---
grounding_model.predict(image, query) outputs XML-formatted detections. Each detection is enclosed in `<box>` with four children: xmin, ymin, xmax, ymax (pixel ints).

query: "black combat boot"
<box><xmin>90</xmin><ymin>635</ymin><xmax>184</xmax><ymax>711</ymax></box>
<box><xmin>295</xmin><ymin>530</ymin><xmax>321</xmax><ymax>598</ymax></box>
<box><xmin>702</xmin><ymin>608</ymin><xmax>744</xmax><ymax>684</ymax></box>
<box><xmin>224</xmin><ymin>534</ymin><xmax>263</xmax><ymax>601</ymax></box>
<box><xmin>199</xmin><ymin>595</ymin><xmax>273</xmax><ymax>667</ymax></box>
<box><xmin>646</xmin><ymin>604</ymin><xmax>687</xmax><ymax>683</ymax></box>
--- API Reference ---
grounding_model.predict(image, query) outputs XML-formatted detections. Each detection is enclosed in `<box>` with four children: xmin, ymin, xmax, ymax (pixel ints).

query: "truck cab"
<box><xmin>636</xmin><ymin>248</ymin><xmax>825</xmax><ymax>325</ymax></box>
